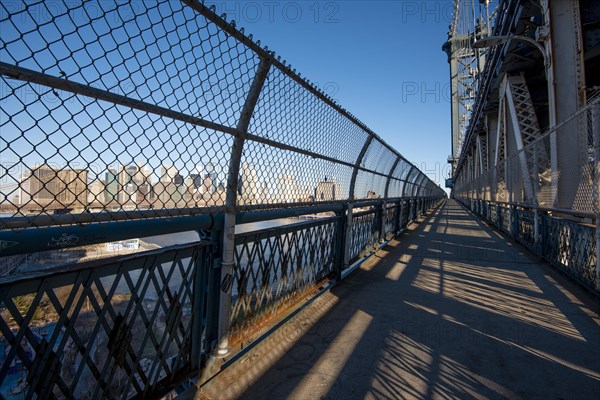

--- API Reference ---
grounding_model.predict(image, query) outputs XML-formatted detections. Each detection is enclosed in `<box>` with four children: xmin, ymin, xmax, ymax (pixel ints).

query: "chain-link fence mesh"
<box><xmin>0</xmin><ymin>1</ymin><xmax>443</xmax><ymax>232</ymax></box>
<box><xmin>454</xmin><ymin>96</ymin><xmax>599</xmax><ymax>216</ymax></box>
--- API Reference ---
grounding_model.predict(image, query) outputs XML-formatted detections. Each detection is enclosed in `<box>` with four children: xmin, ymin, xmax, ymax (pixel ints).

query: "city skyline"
<box><xmin>0</xmin><ymin>160</ymin><xmax>351</xmax><ymax>214</ymax></box>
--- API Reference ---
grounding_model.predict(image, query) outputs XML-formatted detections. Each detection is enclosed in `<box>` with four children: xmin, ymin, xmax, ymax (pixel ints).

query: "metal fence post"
<box><xmin>398</xmin><ymin>199</ymin><xmax>404</xmax><ymax>231</ymax></box>
<box><xmin>413</xmin><ymin>199</ymin><xmax>417</xmax><ymax>220</ymax></box>
<box><xmin>497</xmin><ymin>204</ymin><xmax>502</xmax><ymax>230</ymax></box>
<box><xmin>510</xmin><ymin>205</ymin><xmax>516</xmax><ymax>236</ymax></box>
<box><xmin>380</xmin><ymin>201</ymin><xmax>386</xmax><ymax>242</ymax></box>
<box><xmin>215</xmin><ymin>58</ymin><xmax>271</xmax><ymax>358</ymax></box>
<box><xmin>592</xmin><ymin>100</ymin><xmax>600</xmax><ymax>290</ymax></box>
<box><xmin>343</xmin><ymin>203</ymin><xmax>354</xmax><ymax>267</ymax></box>
<box><xmin>191</xmin><ymin>243</ymin><xmax>210</xmax><ymax>371</ymax></box>
<box><xmin>413</xmin><ymin>199</ymin><xmax>418</xmax><ymax>220</ymax></box>
<box><xmin>207</xmin><ymin>230</ymin><xmax>223</xmax><ymax>343</ymax></box>
<box><xmin>416</xmin><ymin>199</ymin><xmax>420</xmax><ymax>217</ymax></box>
<box><xmin>533</xmin><ymin>208</ymin><xmax>541</xmax><ymax>254</ymax></box>
<box><xmin>333</xmin><ymin>207</ymin><xmax>347</xmax><ymax>281</ymax></box>
<box><xmin>345</xmin><ymin>136</ymin><xmax>373</xmax><ymax>267</ymax></box>
<box><xmin>197</xmin><ymin>229</ymin><xmax>224</xmax><ymax>384</ymax></box>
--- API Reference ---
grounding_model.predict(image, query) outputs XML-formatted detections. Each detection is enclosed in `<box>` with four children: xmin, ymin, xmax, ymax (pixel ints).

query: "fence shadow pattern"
<box><xmin>461</xmin><ymin>199</ymin><xmax>597</xmax><ymax>292</ymax></box>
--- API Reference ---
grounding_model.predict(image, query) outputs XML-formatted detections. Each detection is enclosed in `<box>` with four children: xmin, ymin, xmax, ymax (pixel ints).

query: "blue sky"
<box><xmin>206</xmin><ymin>0</ymin><xmax>455</xmax><ymax>186</ymax></box>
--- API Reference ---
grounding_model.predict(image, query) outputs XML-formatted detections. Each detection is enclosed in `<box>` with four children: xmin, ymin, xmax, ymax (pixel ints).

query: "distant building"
<box><xmin>25</xmin><ymin>165</ymin><xmax>88</xmax><ymax>208</ymax></box>
<box><xmin>18</xmin><ymin>172</ymin><xmax>31</xmax><ymax>205</ymax></box>
<box><xmin>315</xmin><ymin>177</ymin><xmax>341</xmax><ymax>201</ymax></box>
<box><xmin>173</xmin><ymin>173</ymin><xmax>184</xmax><ymax>186</ymax></box>
<box><xmin>202</xmin><ymin>174</ymin><xmax>213</xmax><ymax>198</ymax></box>
<box><xmin>189</xmin><ymin>173</ymin><xmax>203</xmax><ymax>189</ymax></box>
<box><xmin>202</xmin><ymin>162</ymin><xmax>218</xmax><ymax>194</ymax></box>
<box><xmin>117</xmin><ymin>162</ymin><xmax>152</xmax><ymax>204</ymax></box>
<box><xmin>238</xmin><ymin>162</ymin><xmax>259</xmax><ymax>204</ymax></box>
<box><xmin>104</xmin><ymin>166</ymin><xmax>119</xmax><ymax>203</ymax></box>
<box><xmin>160</xmin><ymin>164</ymin><xmax>178</xmax><ymax>183</ymax></box>
<box><xmin>88</xmin><ymin>180</ymin><xmax>105</xmax><ymax>204</ymax></box>
<box><xmin>215</xmin><ymin>182</ymin><xmax>226</xmax><ymax>205</ymax></box>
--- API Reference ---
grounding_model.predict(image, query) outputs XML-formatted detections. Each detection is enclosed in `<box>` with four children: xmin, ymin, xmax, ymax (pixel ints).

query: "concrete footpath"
<box><xmin>195</xmin><ymin>199</ymin><xmax>600</xmax><ymax>400</ymax></box>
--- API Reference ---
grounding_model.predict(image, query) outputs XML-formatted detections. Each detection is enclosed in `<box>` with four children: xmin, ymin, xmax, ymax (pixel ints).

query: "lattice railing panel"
<box><xmin>349</xmin><ymin>210</ymin><xmax>378</xmax><ymax>262</ymax></box>
<box><xmin>542</xmin><ymin>217</ymin><xmax>597</xmax><ymax>289</ymax></box>
<box><xmin>0</xmin><ymin>243</ymin><xmax>208</xmax><ymax>398</ymax></box>
<box><xmin>230</xmin><ymin>218</ymin><xmax>337</xmax><ymax>337</ymax></box>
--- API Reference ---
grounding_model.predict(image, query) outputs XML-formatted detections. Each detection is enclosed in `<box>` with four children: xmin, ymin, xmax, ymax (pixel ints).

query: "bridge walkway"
<box><xmin>197</xmin><ymin>199</ymin><xmax>600</xmax><ymax>400</ymax></box>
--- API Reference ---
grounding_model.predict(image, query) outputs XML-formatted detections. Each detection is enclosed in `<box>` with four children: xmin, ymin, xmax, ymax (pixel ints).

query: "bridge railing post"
<box><xmin>197</xmin><ymin>228</ymin><xmax>225</xmax><ymax>382</ymax></box>
<box><xmin>215</xmin><ymin>57</ymin><xmax>271</xmax><ymax>358</ymax></box>
<box><xmin>497</xmin><ymin>203</ymin><xmax>502</xmax><ymax>230</ymax></box>
<box><xmin>597</xmin><ymin>209</ymin><xmax>600</xmax><ymax>292</ymax></box>
<box><xmin>396</xmin><ymin>199</ymin><xmax>402</xmax><ymax>233</ymax></box>
<box><xmin>333</xmin><ymin>206</ymin><xmax>347</xmax><ymax>281</ymax></box>
<box><xmin>510</xmin><ymin>205</ymin><xmax>517</xmax><ymax>236</ymax></box>
<box><xmin>376</xmin><ymin>200</ymin><xmax>387</xmax><ymax>243</ymax></box>
<box><xmin>533</xmin><ymin>207</ymin><xmax>541</xmax><ymax>254</ymax></box>
<box><xmin>593</xmin><ymin>100</ymin><xmax>600</xmax><ymax>290</ymax></box>
<box><xmin>190</xmin><ymin>240</ymin><xmax>210</xmax><ymax>371</ymax></box>
<box><xmin>413</xmin><ymin>199</ymin><xmax>417</xmax><ymax>220</ymax></box>
<box><xmin>343</xmin><ymin>202</ymin><xmax>354</xmax><ymax>268</ymax></box>
<box><xmin>415</xmin><ymin>199</ymin><xmax>419</xmax><ymax>218</ymax></box>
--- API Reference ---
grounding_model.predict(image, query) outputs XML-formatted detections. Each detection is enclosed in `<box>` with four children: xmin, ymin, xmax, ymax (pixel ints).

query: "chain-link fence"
<box><xmin>0</xmin><ymin>1</ymin><xmax>443</xmax><ymax>237</ymax></box>
<box><xmin>0</xmin><ymin>3</ymin><xmax>447</xmax><ymax>397</ymax></box>
<box><xmin>453</xmin><ymin>85</ymin><xmax>599</xmax><ymax>292</ymax></box>
<box><xmin>454</xmin><ymin>96</ymin><xmax>599</xmax><ymax>217</ymax></box>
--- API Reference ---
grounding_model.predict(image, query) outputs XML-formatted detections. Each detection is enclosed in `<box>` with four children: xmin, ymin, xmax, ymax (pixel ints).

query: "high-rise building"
<box><xmin>189</xmin><ymin>174</ymin><xmax>203</xmax><ymax>189</ymax></box>
<box><xmin>202</xmin><ymin>174</ymin><xmax>213</xmax><ymax>198</ymax></box>
<box><xmin>203</xmin><ymin>162</ymin><xmax>218</xmax><ymax>193</ymax></box>
<box><xmin>88</xmin><ymin>180</ymin><xmax>105</xmax><ymax>204</ymax></box>
<box><xmin>239</xmin><ymin>162</ymin><xmax>259</xmax><ymax>204</ymax></box>
<box><xmin>26</xmin><ymin>165</ymin><xmax>88</xmax><ymax>208</ymax></box>
<box><xmin>160</xmin><ymin>164</ymin><xmax>178</xmax><ymax>183</ymax></box>
<box><xmin>104</xmin><ymin>166</ymin><xmax>119</xmax><ymax>204</ymax></box>
<box><xmin>315</xmin><ymin>176</ymin><xmax>341</xmax><ymax>201</ymax></box>
<box><xmin>277</xmin><ymin>173</ymin><xmax>304</xmax><ymax>202</ymax></box>
<box><xmin>173</xmin><ymin>172</ymin><xmax>184</xmax><ymax>186</ymax></box>
<box><xmin>18</xmin><ymin>172</ymin><xmax>31</xmax><ymax>206</ymax></box>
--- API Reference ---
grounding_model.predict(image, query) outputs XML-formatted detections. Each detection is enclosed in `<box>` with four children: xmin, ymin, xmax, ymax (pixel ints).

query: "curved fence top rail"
<box><xmin>0</xmin><ymin>0</ymin><xmax>444</xmax><ymax>231</ymax></box>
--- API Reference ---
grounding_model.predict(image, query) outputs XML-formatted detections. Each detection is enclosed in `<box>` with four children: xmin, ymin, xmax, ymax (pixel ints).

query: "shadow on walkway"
<box><xmin>198</xmin><ymin>199</ymin><xmax>600</xmax><ymax>400</ymax></box>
